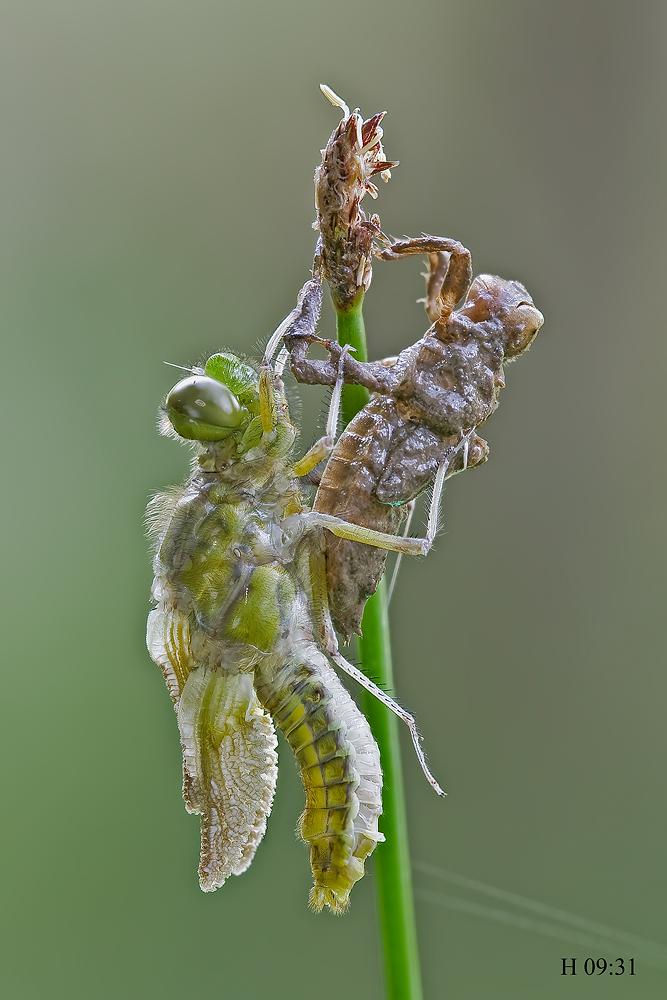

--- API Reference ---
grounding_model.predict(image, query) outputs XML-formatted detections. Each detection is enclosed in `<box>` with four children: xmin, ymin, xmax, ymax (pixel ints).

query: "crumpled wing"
<box><xmin>177</xmin><ymin>666</ymin><xmax>278</xmax><ymax>891</ymax></box>
<box><xmin>147</xmin><ymin>604</ymin><xmax>278</xmax><ymax>890</ymax></box>
<box><xmin>146</xmin><ymin>604</ymin><xmax>194</xmax><ymax>705</ymax></box>
<box><xmin>147</xmin><ymin>603</ymin><xmax>201</xmax><ymax>808</ymax></box>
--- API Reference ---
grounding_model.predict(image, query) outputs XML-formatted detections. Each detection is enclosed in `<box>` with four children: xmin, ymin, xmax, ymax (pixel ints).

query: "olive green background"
<box><xmin>2</xmin><ymin>1</ymin><xmax>665</xmax><ymax>997</ymax></box>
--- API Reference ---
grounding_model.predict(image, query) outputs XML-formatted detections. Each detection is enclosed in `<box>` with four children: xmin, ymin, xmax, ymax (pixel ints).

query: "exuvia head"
<box><xmin>461</xmin><ymin>276</ymin><xmax>544</xmax><ymax>358</ymax></box>
<box><xmin>163</xmin><ymin>353</ymin><xmax>260</xmax><ymax>442</ymax></box>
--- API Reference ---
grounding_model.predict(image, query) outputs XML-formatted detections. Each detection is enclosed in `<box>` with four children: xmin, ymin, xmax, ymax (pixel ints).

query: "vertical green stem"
<box><xmin>336</xmin><ymin>296</ymin><xmax>424</xmax><ymax>1000</ymax></box>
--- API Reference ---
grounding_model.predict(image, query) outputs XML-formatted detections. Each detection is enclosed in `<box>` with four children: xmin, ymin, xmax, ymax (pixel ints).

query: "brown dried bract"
<box><xmin>314</xmin><ymin>85</ymin><xmax>397</xmax><ymax>310</ymax></box>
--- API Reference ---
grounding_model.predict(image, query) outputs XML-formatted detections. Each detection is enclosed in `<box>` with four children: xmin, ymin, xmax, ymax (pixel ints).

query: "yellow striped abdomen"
<box><xmin>255</xmin><ymin>646</ymin><xmax>383</xmax><ymax>913</ymax></box>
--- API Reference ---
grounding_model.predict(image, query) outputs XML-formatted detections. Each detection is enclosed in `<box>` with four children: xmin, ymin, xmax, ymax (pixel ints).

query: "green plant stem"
<box><xmin>336</xmin><ymin>295</ymin><xmax>424</xmax><ymax>1000</ymax></box>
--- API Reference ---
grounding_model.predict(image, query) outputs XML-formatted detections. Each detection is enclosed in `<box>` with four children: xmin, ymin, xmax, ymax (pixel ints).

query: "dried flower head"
<box><xmin>314</xmin><ymin>84</ymin><xmax>398</xmax><ymax>310</ymax></box>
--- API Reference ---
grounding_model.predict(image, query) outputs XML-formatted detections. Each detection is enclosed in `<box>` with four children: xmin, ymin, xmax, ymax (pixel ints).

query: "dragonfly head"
<box><xmin>164</xmin><ymin>353</ymin><xmax>260</xmax><ymax>442</ymax></box>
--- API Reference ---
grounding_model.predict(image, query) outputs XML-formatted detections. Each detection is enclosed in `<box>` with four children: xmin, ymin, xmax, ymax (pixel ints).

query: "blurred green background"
<box><xmin>2</xmin><ymin>1</ymin><xmax>665</xmax><ymax>997</ymax></box>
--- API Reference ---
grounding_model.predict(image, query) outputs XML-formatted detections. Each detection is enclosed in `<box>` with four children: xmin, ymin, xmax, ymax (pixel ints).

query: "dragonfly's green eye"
<box><xmin>166</xmin><ymin>375</ymin><xmax>245</xmax><ymax>441</ymax></box>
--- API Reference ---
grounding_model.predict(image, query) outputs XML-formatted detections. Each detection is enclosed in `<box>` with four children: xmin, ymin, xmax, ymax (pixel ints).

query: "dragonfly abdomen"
<box><xmin>255</xmin><ymin>646</ymin><xmax>383</xmax><ymax>914</ymax></box>
<box><xmin>314</xmin><ymin>397</ymin><xmax>405</xmax><ymax>638</ymax></box>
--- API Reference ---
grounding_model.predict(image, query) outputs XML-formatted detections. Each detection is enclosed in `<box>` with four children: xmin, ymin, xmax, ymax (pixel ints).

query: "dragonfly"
<box><xmin>271</xmin><ymin>235</ymin><xmax>544</xmax><ymax>638</ymax></box>
<box><xmin>146</xmin><ymin>289</ymin><xmax>448</xmax><ymax>913</ymax></box>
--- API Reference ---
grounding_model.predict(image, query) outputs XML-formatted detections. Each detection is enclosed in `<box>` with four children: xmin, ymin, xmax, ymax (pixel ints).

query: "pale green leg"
<box><xmin>384</xmin><ymin>427</ymin><xmax>478</xmax><ymax>601</ymax></box>
<box><xmin>304</xmin><ymin>524</ymin><xmax>445</xmax><ymax>797</ymax></box>
<box><xmin>292</xmin><ymin>346</ymin><xmax>350</xmax><ymax>477</ymax></box>
<box><xmin>304</xmin><ymin>510</ymin><xmax>430</xmax><ymax>556</ymax></box>
<box><xmin>386</xmin><ymin>500</ymin><xmax>416</xmax><ymax>605</ymax></box>
<box><xmin>258</xmin><ymin>276</ymin><xmax>324</xmax><ymax>436</ymax></box>
<box><xmin>302</xmin><ymin>426</ymin><xmax>477</xmax><ymax>555</ymax></box>
<box><xmin>310</xmin><ymin>536</ymin><xmax>446</xmax><ymax>796</ymax></box>
<box><xmin>329</xmin><ymin>649</ymin><xmax>445</xmax><ymax>797</ymax></box>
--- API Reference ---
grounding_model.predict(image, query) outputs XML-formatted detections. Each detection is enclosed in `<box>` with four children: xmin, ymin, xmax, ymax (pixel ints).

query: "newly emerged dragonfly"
<box><xmin>272</xmin><ymin>236</ymin><xmax>544</xmax><ymax>637</ymax></box>
<box><xmin>146</xmin><ymin>293</ymin><xmax>448</xmax><ymax>913</ymax></box>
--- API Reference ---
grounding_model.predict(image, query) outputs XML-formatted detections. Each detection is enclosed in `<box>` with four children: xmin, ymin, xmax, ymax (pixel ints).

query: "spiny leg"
<box><xmin>386</xmin><ymin>500</ymin><xmax>416</xmax><ymax>605</ymax></box>
<box><xmin>273</xmin><ymin>347</ymin><xmax>290</xmax><ymax>378</ymax></box>
<box><xmin>308</xmin><ymin>451</ymin><xmax>443</xmax><ymax>557</ymax></box>
<box><xmin>262</xmin><ymin>276</ymin><xmax>323</xmax><ymax>368</ymax></box>
<box><xmin>300</xmin><ymin>449</ymin><xmax>452</xmax><ymax>557</ymax></box>
<box><xmin>283</xmin><ymin>238</ymin><xmax>472</xmax><ymax>390</ymax></box>
<box><xmin>258</xmin><ymin>276</ymin><xmax>324</xmax><ymax>433</ymax></box>
<box><xmin>420</xmin><ymin>251</ymin><xmax>450</xmax><ymax>323</ymax></box>
<box><xmin>287</xmin><ymin>329</ymin><xmax>395</xmax><ymax>394</ymax></box>
<box><xmin>305</xmin><ymin>545</ymin><xmax>445</xmax><ymax>797</ymax></box>
<box><xmin>296</xmin><ymin>428</ymin><xmax>479</xmax><ymax>555</ymax></box>
<box><xmin>421</xmin><ymin>427</ymin><xmax>480</xmax><ymax>548</ymax></box>
<box><xmin>301</xmin><ymin>510</ymin><xmax>430</xmax><ymax>556</ymax></box>
<box><xmin>384</xmin><ymin>427</ymin><xmax>487</xmax><ymax>603</ymax></box>
<box><xmin>259</xmin><ymin>269</ymin><xmax>393</xmax><ymax>395</ymax></box>
<box><xmin>378</xmin><ymin>235</ymin><xmax>473</xmax><ymax>324</ymax></box>
<box><xmin>330</xmin><ymin>650</ymin><xmax>446</xmax><ymax>797</ymax></box>
<box><xmin>424</xmin><ymin>460</ymin><xmax>449</xmax><ymax>549</ymax></box>
<box><xmin>293</xmin><ymin>346</ymin><xmax>352</xmax><ymax>477</ymax></box>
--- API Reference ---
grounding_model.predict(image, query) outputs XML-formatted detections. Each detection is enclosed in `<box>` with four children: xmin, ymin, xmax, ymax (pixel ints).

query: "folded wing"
<box><xmin>147</xmin><ymin>605</ymin><xmax>278</xmax><ymax>890</ymax></box>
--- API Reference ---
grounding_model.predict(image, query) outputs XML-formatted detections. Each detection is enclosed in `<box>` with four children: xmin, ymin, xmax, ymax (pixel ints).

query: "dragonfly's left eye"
<box><xmin>166</xmin><ymin>375</ymin><xmax>245</xmax><ymax>441</ymax></box>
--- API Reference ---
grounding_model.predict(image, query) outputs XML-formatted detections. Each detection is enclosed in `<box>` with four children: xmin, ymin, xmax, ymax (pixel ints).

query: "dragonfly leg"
<box><xmin>258</xmin><ymin>277</ymin><xmax>324</xmax><ymax>433</ymax></box>
<box><xmin>386</xmin><ymin>499</ymin><xmax>416</xmax><ymax>605</ymax></box>
<box><xmin>378</xmin><ymin>235</ymin><xmax>473</xmax><ymax>324</ymax></box>
<box><xmin>419</xmin><ymin>427</ymin><xmax>480</xmax><ymax>546</ymax></box>
<box><xmin>300</xmin><ymin>457</ymin><xmax>449</xmax><ymax>557</ymax></box>
<box><xmin>293</xmin><ymin>346</ymin><xmax>352</xmax><ymax>477</ymax></box>
<box><xmin>259</xmin><ymin>271</ymin><xmax>392</xmax><ymax>404</ymax></box>
<box><xmin>306</xmin><ymin>544</ymin><xmax>444</xmax><ymax>796</ymax></box>
<box><xmin>298</xmin><ymin>427</ymin><xmax>476</xmax><ymax>554</ymax></box>
<box><xmin>262</xmin><ymin>276</ymin><xmax>323</xmax><ymax>368</ymax></box>
<box><xmin>302</xmin><ymin>510</ymin><xmax>429</xmax><ymax>556</ymax></box>
<box><xmin>287</xmin><ymin>333</ymin><xmax>395</xmax><ymax>393</ymax></box>
<box><xmin>330</xmin><ymin>649</ymin><xmax>446</xmax><ymax>797</ymax></box>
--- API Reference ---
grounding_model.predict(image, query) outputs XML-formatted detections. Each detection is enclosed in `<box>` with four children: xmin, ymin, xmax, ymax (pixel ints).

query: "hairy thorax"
<box><xmin>151</xmin><ymin>476</ymin><xmax>300</xmax><ymax>663</ymax></box>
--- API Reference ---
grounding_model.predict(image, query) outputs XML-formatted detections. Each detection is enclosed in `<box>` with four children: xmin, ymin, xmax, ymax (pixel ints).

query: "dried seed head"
<box><xmin>314</xmin><ymin>84</ymin><xmax>398</xmax><ymax>310</ymax></box>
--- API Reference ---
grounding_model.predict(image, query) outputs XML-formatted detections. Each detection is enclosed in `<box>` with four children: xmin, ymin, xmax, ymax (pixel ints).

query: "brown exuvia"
<box><xmin>283</xmin><ymin>236</ymin><xmax>544</xmax><ymax>638</ymax></box>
